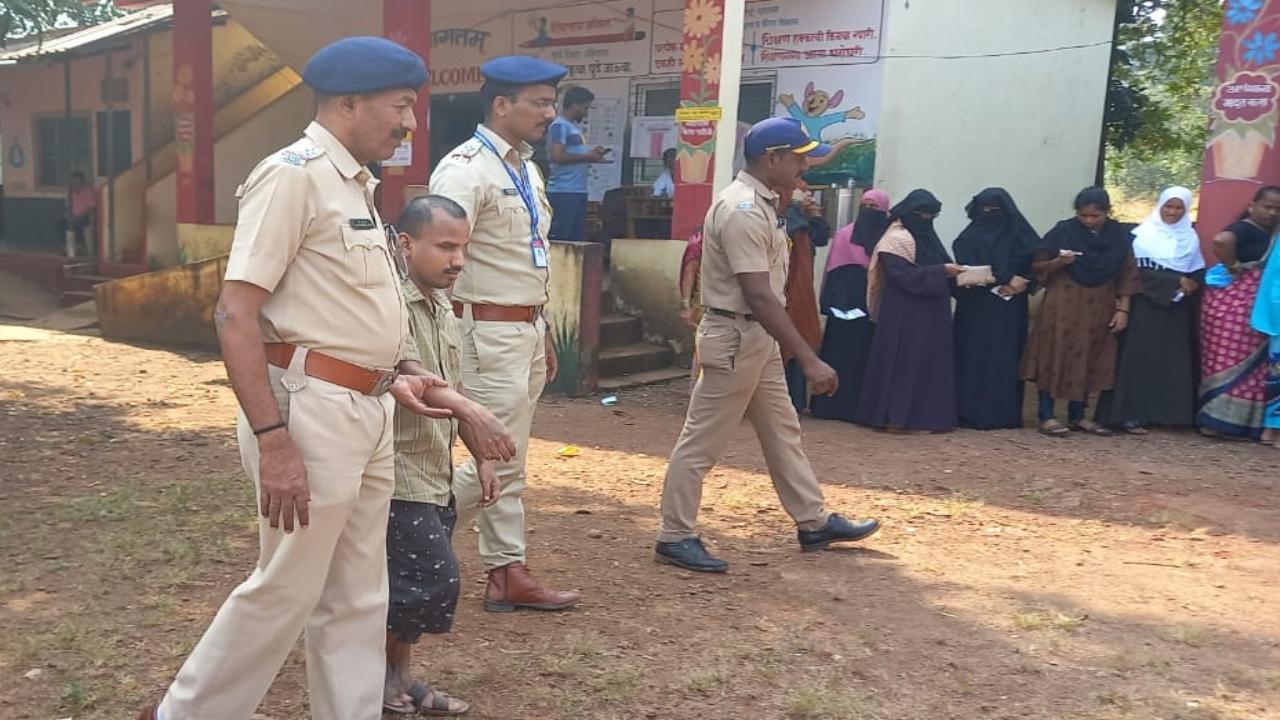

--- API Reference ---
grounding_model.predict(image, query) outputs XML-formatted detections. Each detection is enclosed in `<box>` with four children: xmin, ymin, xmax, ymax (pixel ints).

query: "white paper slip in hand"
<box><xmin>990</xmin><ymin>286</ymin><xmax>1015</xmax><ymax>302</ymax></box>
<box><xmin>830</xmin><ymin>308</ymin><xmax>868</xmax><ymax>320</ymax></box>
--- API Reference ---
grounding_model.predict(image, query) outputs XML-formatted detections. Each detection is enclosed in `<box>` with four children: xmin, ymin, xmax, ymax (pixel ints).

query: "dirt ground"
<box><xmin>1</xmin><ymin>325</ymin><xmax>1277</xmax><ymax>720</ymax></box>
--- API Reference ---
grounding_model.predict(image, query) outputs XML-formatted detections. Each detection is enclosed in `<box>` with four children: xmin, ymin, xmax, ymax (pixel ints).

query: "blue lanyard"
<box><xmin>473</xmin><ymin>131</ymin><xmax>541</xmax><ymax>246</ymax></box>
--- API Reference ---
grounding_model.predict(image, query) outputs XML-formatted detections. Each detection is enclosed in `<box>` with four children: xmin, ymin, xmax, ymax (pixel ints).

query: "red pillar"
<box><xmin>381</xmin><ymin>0</ymin><xmax>432</xmax><ymax>224</ymax></box>
<box><xmin>1197</xmin><ymin>1</ymin><xmax>1280</xmax><ymax>262</ymax></box>
<box><xmin>173</xmin><ymin>0</ymin><xmax>215</xmax><ymax>225</ymax></box>
<box><xmin>671</xmin><ymin>0</ymin><xmax>727</xmax><ymax>241</ymax></box>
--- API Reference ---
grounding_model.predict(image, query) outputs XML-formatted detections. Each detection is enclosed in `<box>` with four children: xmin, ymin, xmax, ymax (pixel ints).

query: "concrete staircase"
<box><xmin>59</xmin><ymin>260</ymin><xmax>118</xmax><ymax>308</ymax></box>
<box><xmin>597</xmin><ymin>280</ymin><xmax>687</xmax><ymax>391</ymax></box>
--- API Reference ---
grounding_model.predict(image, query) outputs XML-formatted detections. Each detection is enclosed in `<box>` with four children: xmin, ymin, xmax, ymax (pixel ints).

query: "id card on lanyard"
<box><xmin>473</xmin><ymin>131</ymin><xmax>548</xmax><ymax>268</ymax></box>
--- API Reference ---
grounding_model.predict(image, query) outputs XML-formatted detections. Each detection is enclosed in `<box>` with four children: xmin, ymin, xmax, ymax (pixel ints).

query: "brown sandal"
<box><xmin>1069</xmin><ymin>420</ymin><xmax>1116</xmax><ymax>437</ymax></box>
<box><xmin>1039</xmin><ymin>419</ymin><xmax>1069</xmax><ymax>437</ymax></box>
<box><xmin>407</xmin><ymin>682</ymin><xmax>470</xmax><ymax>717</ymax></box>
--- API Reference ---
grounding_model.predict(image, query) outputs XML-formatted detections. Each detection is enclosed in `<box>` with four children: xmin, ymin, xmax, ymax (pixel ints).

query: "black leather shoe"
<box><xmin>798</xmin><ymin>514</ymin><xmax>880</xmax><ymax>552</ymax></box>
<box><xmin>655</xmin><ymin>537</ymin><xmax>729</xmax><ymax>573</ymax></box>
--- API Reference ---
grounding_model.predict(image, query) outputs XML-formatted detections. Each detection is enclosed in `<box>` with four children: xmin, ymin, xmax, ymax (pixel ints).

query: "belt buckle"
<box><xmin>370</xmin><ymin>370</ymin><xmax>398</xmax><ymax>396</ymax></box>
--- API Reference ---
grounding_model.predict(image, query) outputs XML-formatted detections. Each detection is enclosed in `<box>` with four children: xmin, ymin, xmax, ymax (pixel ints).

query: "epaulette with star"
<box><xmin>447</xmin><ymin>138</ymin><xmax>483</xmax><ymax>162</ymax></box>
<box><xmin>274</xmin><ymin>140</ymin><xmax>325</xmax><ymax>167</ymax></box>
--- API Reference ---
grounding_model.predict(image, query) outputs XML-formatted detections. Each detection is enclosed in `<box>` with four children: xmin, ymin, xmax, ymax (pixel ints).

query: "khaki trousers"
<box><xmin>452</xmin><ymin>314</ymin><xmax>547</xmax><ymax>569</ymax></box>
<box><xmin>160</xmin><ymin>350</ymin><xmax>395</xmax><ymax>720</ymax></box>
<box><xmin>658</xmin><ymin>313</ymin><xmax>829</xmax><ymax>543</ymax></box>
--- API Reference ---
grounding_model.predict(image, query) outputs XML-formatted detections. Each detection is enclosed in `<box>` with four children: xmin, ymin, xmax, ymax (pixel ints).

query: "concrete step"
<box><xmin>598</xmin><ymin>342</ymin><xmax>673</xmax><ymax>378</ymax></box>
<box><xmin>600</xmin><ymin>313</ymin><xmax>642</xmax><ymax>347</ymax></box>
<box><xmin>62</xmin><ymin>260</ymin><xmax>96</xmax><ymax>275</ymax></box>
<box><xmin>63</xmin><ymin>274</ymin><xmax>116</xmax><ymax>293</ymax></box>
<box><xmin>58</xmin><ymin>289</ymin><xmax>97</xmax><ymax>308</ymax></box>
<box><xmin>597</xmin><ymin>365</ymin><xmax>690</xmax><ymax>392</ymax></box>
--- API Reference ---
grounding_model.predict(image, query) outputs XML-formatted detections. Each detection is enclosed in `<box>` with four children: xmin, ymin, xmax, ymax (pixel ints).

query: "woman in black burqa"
<box><xmin>952</xmin><ymin>188</ymin><xmax>1040</xmax><ymax>429</ymax></box>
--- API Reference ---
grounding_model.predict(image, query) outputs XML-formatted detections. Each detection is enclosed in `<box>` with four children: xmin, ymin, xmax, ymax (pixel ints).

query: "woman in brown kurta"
<box><xmin>782</xmin><ymin>188</ymin><xmax>830</xmax><ymax>411</ymax></box>
<box><xmin>1020</xmin><ymin>187</ymin><xmax>1141</xmax><ymax>436</ymax></box>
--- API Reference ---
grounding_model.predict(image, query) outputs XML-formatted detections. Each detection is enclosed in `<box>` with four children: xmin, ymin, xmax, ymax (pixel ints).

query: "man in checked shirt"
<box><xmin>383</xmin><ymin>195</ymin><xmax>512</xmax><ymax>716</ymax></box>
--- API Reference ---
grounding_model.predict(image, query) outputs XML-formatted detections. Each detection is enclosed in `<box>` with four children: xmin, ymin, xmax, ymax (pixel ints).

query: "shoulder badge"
<box><xmin>275</xmin><ymin>139</ymin><xmax>325</xmax><ymax>167</ymax></box>
<box><xmin>737</xmin><ymin>200</ymin><xmax>755</xmax><ymax>210</ymax></box>
<box><xmin>447</xmin><ymin>138</ymin><xmax>483</xmax><ymax>162</ymax></box>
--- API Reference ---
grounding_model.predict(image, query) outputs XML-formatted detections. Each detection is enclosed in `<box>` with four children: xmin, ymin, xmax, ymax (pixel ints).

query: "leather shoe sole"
<box><xmin>800</xmin><ymin>519</ymin><xmax>881</xmax><ymax>553</ymax></box>
<box><xmin>654</xmin><ymin>551</ymin><xmax>729</xmax><ymax>573</ymax></box>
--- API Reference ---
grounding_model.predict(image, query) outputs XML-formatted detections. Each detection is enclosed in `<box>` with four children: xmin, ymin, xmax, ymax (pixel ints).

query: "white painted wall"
<box><xmin>0</xmin><ymin>37</ymin><xmax>146</xmax><ymax>198</ymax></box>
<box><xmin>875</xmin><ymin>0</ymin><xmax>1117</xmax><ymax>242</ymax></box>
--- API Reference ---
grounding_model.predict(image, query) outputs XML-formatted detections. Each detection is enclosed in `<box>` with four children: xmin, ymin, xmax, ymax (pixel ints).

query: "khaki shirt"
<box><xmin>394</xmin><ymin>281</ymin><xmax>461</xmax><ymax>505</ymax></box>
<box><xmin>225</xmin><ymin>121</ymin><xmax>412</xmax><ymax>370</ymax></box>
<box><xmin>429</xmin><ymin>125</ymin><xmax>553</xmax><ymax>307</ymax></box>
<box><xmin>699</xmin><ymin>171</ymin><xmax>789</xmax><ymax>314</ymax></box>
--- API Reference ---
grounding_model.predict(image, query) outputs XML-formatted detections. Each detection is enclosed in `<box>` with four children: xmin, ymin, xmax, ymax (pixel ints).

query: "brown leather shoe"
<box><xmin>138</xmin><ymin>704</ymin><xmax>158</xmax><ymax>720</ymax></box>
<box><xmin>484</xmin><ymin>563</ymin><xmax>580</xmax><ymax>612</ymax></box>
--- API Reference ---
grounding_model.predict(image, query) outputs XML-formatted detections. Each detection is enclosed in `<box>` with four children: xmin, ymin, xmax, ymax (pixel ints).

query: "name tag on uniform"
<box><xmin>503</xmin><ymin>188</ymin><xmax>520</xmax><ymax>196</ymax></box>
<box><xmin>349</xmin><ymin>218</ymin><xmax>377</xmax><ymax>230</ymax></box>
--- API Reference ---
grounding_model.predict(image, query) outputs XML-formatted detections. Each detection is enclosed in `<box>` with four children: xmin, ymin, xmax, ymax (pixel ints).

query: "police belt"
<box><xmin>264</xmin><ymin>343</ymin><xmax>397</xmax><ymax>396</ymax></box>
<box><xmin>452</xmin><ymin>302</ymin><xmax>541</xmax><ymax>323</ymax></box>
<box><xmin>707</xmin><ymin>307</ymin><xmax>756</xmax><ymax>322</ymax></box>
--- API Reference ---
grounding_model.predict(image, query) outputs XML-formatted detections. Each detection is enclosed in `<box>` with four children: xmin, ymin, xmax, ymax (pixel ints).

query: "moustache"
<box><xmin>391</xmin><ymin>128</ymin><xmax>408</xmax><ymax>141</ymax></box>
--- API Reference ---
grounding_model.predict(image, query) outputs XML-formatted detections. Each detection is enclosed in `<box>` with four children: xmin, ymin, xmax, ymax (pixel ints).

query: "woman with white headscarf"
<box><xmin>1098</xmin><ymin>187</ymin><xmax>1206</xmax><ymax>432</ymax></box>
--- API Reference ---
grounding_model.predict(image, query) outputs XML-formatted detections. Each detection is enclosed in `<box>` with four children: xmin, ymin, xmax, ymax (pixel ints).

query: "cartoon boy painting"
<box><xmin>778</xmin><ymin>82</ymin><xmax>867</xmax><ymax>165</ymax></box>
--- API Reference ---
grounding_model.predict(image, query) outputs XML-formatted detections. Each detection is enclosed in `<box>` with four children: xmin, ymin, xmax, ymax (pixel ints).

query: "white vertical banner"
<box><xmin>583</xmin><ymin>97</ymin><xmax>626</xmax><ymax>201</ymax></box>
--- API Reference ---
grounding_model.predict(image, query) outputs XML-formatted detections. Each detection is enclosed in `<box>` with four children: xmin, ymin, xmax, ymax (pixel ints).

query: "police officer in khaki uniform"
<box><xmin>430</xmin><ymin>56</ymin><xmax>580</xmax><ymax>611</ymax></box>
<box><xmin>140</xmin><ymin>38</ymin><xmax>513</xmax><ymax>720</ymax></box>
<box><xmin>654</xmin><ymin>117</ymin><xmax>882</xmax><ymax>574</ymax></box>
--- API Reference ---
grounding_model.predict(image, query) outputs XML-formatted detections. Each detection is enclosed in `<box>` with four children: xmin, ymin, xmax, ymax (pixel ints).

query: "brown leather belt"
<box><xmin>452</xmin><ymin>302</ymin><xmax>541</xmax><ymax>323</ymax></box>
<box><xmin>264</xmin><ymin>343</ymin><xmax>397</xmax><ymax>396</ymax></box>
<box><xmin>707</xmin><ymin>307</ymin><xmax>756</xmax><ymax>321</ymax></box>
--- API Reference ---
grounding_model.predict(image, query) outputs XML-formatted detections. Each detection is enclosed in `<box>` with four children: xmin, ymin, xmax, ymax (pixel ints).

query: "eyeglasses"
<box><xmin>512</xmin><ymin>96</ymin><xmax>557</xmax><ymax>110</ymax></box>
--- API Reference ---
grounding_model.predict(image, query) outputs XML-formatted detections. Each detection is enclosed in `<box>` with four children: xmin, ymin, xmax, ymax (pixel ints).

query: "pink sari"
<box><xmin>1198</xmin><ymin>267</ymin><xmax>1268</xmax><ymax>437</ymax></box>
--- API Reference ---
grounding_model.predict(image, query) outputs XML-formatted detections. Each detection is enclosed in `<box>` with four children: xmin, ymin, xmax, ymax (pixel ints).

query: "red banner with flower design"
<box><xmin>671</xmin><ymin>0</ymin><xmax>726</xmax><ymax>241</ymax></box>
<box><xmin>1198</xmin><ymin>0</ymin><xmax>1280</xmax><ymax>261</ymax></box>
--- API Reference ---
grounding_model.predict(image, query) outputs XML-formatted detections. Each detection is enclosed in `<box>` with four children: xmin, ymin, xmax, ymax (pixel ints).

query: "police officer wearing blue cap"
<box><xmin>141</xmin><ymin>36</ymin><xmax>505</xmax><ymax>720</ymax></box>
<box><xmin>654</xmin><ymin>116</ymin><xmax>882</xmax><ymax>573</ymax></box>
<box><xmin>429</xmin><ymin>55</ymin><xmax>584</xmax><ymax>613</ymax></box>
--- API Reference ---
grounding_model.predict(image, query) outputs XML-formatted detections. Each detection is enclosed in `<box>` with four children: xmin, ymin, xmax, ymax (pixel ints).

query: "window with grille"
<box><xmin>96</xmin><ymin>110</ymin><xmax>132</xmax><ymax>177</ymax></box>
<box><xmin>35</xmin><ymin>115</ymin><xmax>94</xmax><ymax>188</ymax></box>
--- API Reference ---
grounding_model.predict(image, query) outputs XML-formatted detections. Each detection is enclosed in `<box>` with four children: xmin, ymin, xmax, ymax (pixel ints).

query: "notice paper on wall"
<box><xmin>630</xmin><ymin>116</ymin><xmax>678</xmax><ymax>159</ymax></box>
<box><xmin>584</xmin><ymin>97</ymin><xmax>625</xmax><ymax>201</ymax></box>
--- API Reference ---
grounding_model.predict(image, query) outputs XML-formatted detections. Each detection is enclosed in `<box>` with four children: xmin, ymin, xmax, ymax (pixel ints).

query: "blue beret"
<box><xmin>303</xmin><ymin>36</ymin><xmax>428</xmax><ymax>95</ymax></box>
<box><xmin>481</xmin><ymin>55</ymin><xmax>568</xmax><ymax>87</ymax></box>
<box><xmin>744</xmin><ymin>117</ymin><xmax>832</xmax><ymax>159</ymax></box>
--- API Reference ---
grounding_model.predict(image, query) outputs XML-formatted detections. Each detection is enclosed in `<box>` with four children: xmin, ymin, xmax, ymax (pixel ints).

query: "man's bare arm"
<box><xmin>398</xmin><ymin>360</ymin><xmax>516</xmax><ymax>461</ymax></box>
<box><xmin>738</xmin><ymin>272</ymin><xmax>837</xmax><ymax>395</ymax></box>
<box><xmin>738</xmin><ymin>272</ymin><xmax>817</xmax><ymax>366</ymax></box>
<box><xmin>216</xmin><ymin>280</ymin><xmax>280</xmax><ymax>428</ymax></box>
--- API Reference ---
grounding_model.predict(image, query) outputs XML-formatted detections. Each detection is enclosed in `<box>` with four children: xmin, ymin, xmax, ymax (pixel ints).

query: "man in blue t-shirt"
<box><xmin>547</xmin><ymin>85</ymin><xmax>608</xmax><ymax>241</ymax></box>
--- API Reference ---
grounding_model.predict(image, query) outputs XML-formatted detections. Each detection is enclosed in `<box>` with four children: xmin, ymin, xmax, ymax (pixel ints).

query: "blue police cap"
<box><xmin>480</xmin><ymin>55</ymin><xmax>568</xmax><ymax>87</ymax></box>
<box><xmin>743</xmin><ymin>117</ymin><xmax>832</xmax><ymax>159</ymax></box>
<box><xmin>303</xmin><ymin>36</ymin><xmax>428</xmax><ymax>95</ymax></box>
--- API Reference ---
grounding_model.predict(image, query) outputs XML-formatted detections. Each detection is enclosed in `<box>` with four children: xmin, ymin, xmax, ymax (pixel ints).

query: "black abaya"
<box><xmin>951</xmin><ymin>188</ymin><xmax>1039</xmax><ymax>429</ymax></box>
<box><xmin>812</xmin><ymin>264</ymin><xmax>874</xmax><ymax>422</ymax></box>
<box><xmin>953</xmin><ymin>288</ymin><xmax>1029</xmax><ymax>429</ymax></box>
<box><xmin>1097</xmin><ymin>266</ymin><xmax>1202</xmax><ymax>426</ymax></box>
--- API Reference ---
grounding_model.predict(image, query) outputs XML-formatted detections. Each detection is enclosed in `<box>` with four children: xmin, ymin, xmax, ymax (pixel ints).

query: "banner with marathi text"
<box><xmin>1198</xmin><ymin>0</ymin><xmax>1280</xmax><ymax>260</ymax></box>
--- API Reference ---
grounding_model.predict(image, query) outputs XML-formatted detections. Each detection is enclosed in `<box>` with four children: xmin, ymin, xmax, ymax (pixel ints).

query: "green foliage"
<box><xmin>1</xmin><ymin>0</ymin><xmax>123</xmax><ymax>48</ymax></box>
<box><xmin>547</xmin><ymin>317</ymin><xmax>581</xmax><ymax>395</ymax></box>
<box><xmin>1104</xmin><ymin>0</ymin><xmax>1224</xmax><ymax>194</ymax></box>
